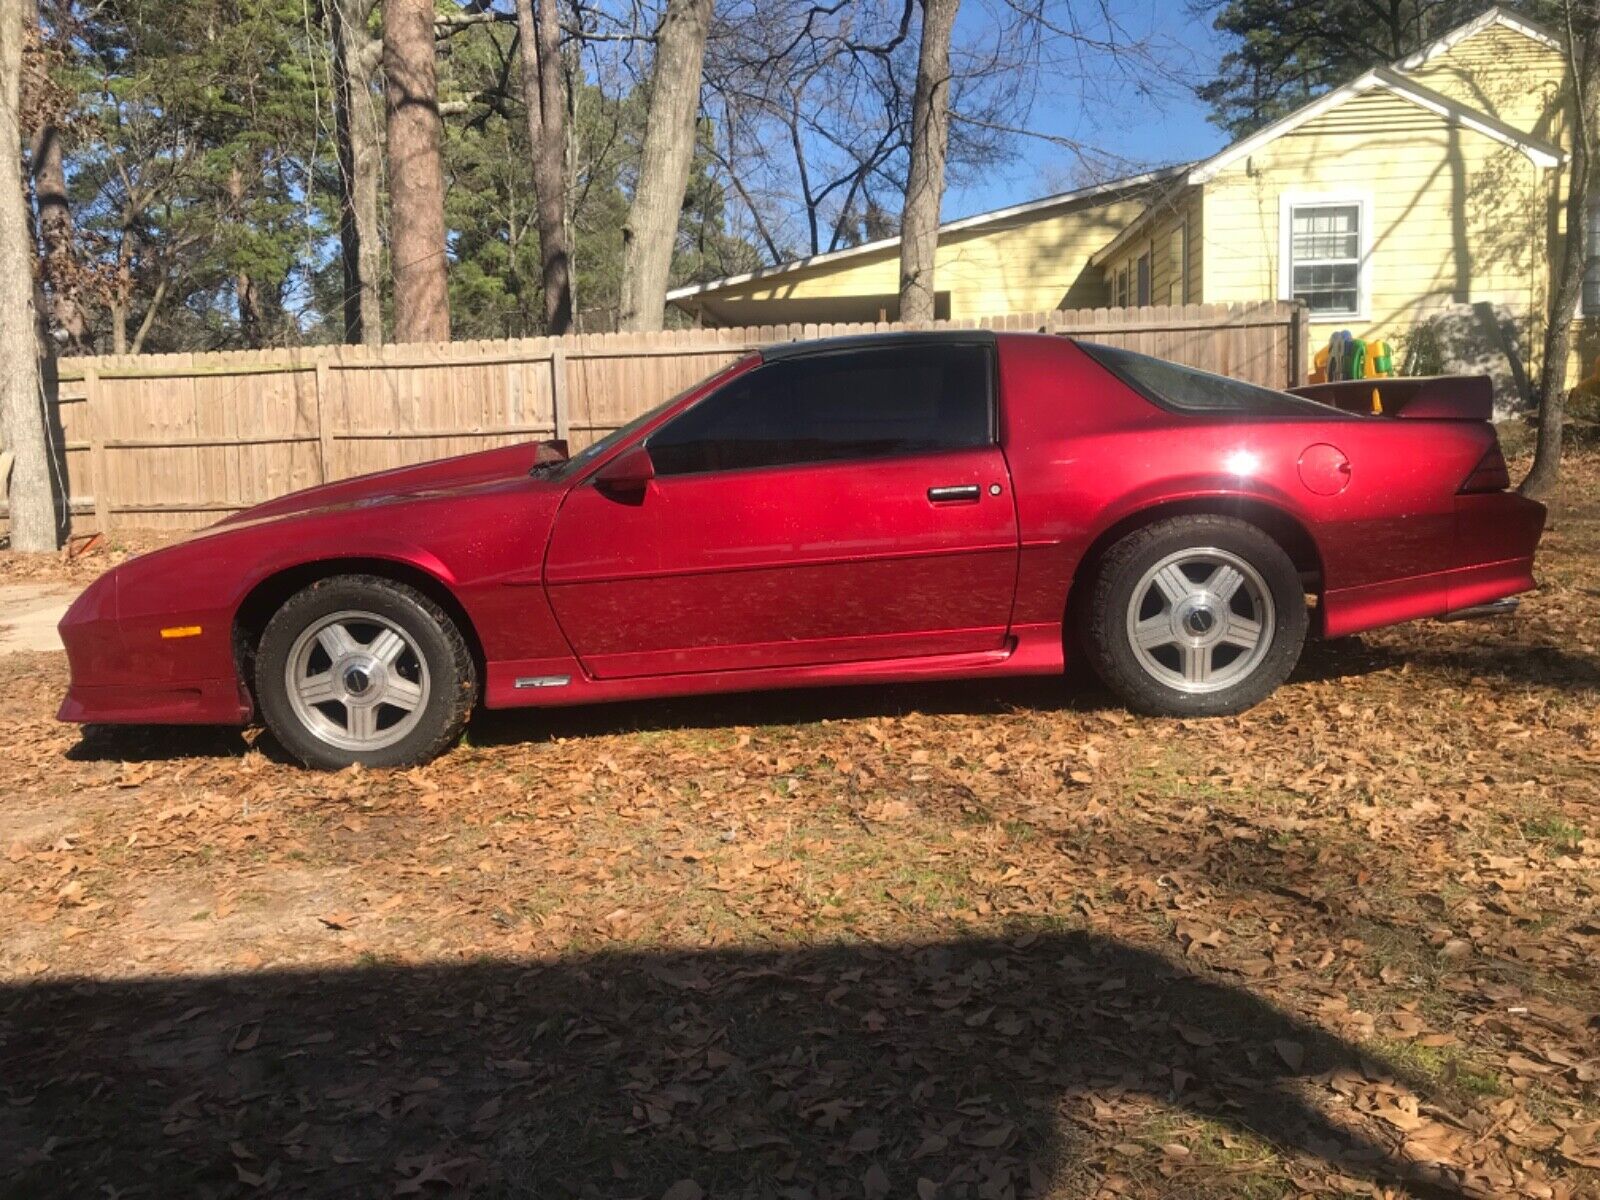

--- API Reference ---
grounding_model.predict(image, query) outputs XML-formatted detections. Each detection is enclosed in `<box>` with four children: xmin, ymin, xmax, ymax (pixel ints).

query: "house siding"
<box><xmin>685</xmin><ymin>191</ymin><xmax>1153</xmax><ymax>322</ymax></box>
<box><xmin>1200</xmin><ymin>87</ymin><xmax>1550</xmax><ymax>372</ymax></box>
<box><xmin>1103</xmin><ymin>187</ymin><xmax>1203</xmax><ymax>308</ymax></box>
<box><xmin>1404</xmin><ymin>20</ymin><xmax>1567</xmax><ymax>142</ymax></box>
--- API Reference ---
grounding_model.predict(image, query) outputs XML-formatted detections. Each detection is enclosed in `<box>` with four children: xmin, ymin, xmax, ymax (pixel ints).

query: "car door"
<box><xmin>543</xmin><ymin>339</ymin><xmax>1020</xmax><ymax>679</ymax></box>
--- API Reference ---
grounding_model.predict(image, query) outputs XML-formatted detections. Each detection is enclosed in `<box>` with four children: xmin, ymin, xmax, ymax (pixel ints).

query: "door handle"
<box><xmin>927</xmin><ymin>484</ymin><xmax>981</xmax><ymax>503</ymax></box>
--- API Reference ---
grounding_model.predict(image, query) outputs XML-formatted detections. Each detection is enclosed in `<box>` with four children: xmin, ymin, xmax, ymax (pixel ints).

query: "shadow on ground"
<box><xmin>62</xmin><ymin>624</ymin><xmax>1589</xmax><ymax>767</ymax></box>
<box><xmin>1</xmin><ymin>932</ymin><xmax>1462</xmax><ymax>1198</ymax></box>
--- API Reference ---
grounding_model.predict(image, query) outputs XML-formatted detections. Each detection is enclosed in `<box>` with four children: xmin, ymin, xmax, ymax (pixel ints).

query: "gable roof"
<box><xmin>1393</xmin><ymin>5</ymin><xmax>1561</xmax><ymax>70</ymax></box>
<box><xmin>1190</xmin><ymin>64</ymin><xmax>1562</xmax><ymax>183</ymax></box>
<box><xmin>665</xmin><ymin>165</ymin><xmax>1189</xmax><ymax>304</ymax></box>
<box><xmin>1091</xmin><ymin>56</ymin><xmax>1564</xmax><ymax>268</ymax></box>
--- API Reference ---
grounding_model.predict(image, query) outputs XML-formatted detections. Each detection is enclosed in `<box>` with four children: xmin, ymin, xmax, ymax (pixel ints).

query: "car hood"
<box><xmin>213</xmin><ymin>440</ymin><xmax>568</xmax><ymax>529</ymax></box>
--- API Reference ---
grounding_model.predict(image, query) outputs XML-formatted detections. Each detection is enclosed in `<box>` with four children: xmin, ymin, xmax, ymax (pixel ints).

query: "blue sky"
<box><xmin>946</xmin><ymin>0</ymin><xmax>1232</xmax><ymax>219</ymax></box>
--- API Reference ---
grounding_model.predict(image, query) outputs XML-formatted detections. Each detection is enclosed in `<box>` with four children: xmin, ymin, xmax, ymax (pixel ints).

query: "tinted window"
<box><xmin>1078</xmin><ymin>342</ymin><xmax>1337</xmax><ymax>417</ymax></box>
<box><xmin>648</xmin><ymin>344</ymin><xmax>993</xmax><ymax>475</ymax></box>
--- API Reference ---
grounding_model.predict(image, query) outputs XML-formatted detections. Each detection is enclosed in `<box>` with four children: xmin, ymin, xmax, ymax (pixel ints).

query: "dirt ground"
<box><xmin>1</xmin><ymin>459</ymin><xmax>1597</xmax><ymax>1200</ymax></box>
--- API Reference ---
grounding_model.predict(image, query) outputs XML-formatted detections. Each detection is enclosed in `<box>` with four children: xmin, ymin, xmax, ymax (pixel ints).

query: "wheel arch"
<box><xmin>1067</xmin><ymin>496</ymin><xmax>1325</xmax><ymax>626</ymax></box>
<box><xmin>231</xmin><ymin>557</ymin><xmax>487</xmax><ymax>700</ymax></box>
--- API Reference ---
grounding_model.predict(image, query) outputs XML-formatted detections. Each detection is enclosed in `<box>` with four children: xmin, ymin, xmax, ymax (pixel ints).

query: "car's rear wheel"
<box><xmin>1080</xmin><ymin>515</ymin><xmax>1307</xmax><ymax>717</ymax></box>
<box><xmin>255</xmin><ymin>575</ymin><xmax>476</xmax><ymax>769</ymax></box>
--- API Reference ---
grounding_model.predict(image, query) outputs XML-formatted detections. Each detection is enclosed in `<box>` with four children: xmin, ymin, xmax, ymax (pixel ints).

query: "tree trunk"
<box><xmin>19</xmin><ymin>0</ymin><xmax>67</xmax><ymax>355</ymax></box>
<box><xmin>30</xmin><ymin>123</ymin><xmax>88</xmax><ymax>352</ymax></box>
<box><xmin>515</xmin><ymin>0</ymin><xmax>572</xmax><ymax>334</ymax></box>
<box><xmin>1524</xmin><ymin>2</ymin><xmax>1600</xmax><ymax>499</ymax></box>
<box><xmin>331</xmin><ymin>0</ymin><xmax>384</xmax><ymax>346</ymax></box>
<box><xmin>898</xmin><ymin>0</ymin><xmax>959</xmax><ymax>325</ymax></box>
<box><xmin>0</xmin><ymin>0</ymin><xmax>56</xmax><ymax>550</ymax></box>
<box><xmin>617</xmin><ymin>0</ymin><xmax>712</xmax><ymax>333</ymax></box>
<box><xmin>237</xmin><ymin>269</ymin><xmax>264</xmax><ymax>348</ymax></box>
<box><xmin>384</xmin><ymin>0</ymin><xmax>451</xmax><ymax>343</ymax></box>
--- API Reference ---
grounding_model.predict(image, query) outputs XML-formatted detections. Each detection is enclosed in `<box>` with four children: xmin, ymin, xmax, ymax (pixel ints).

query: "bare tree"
<box><xmin>330</xmin><ymin>0</ymin><xmax>384</xmax><ymax>346</ymax></box>
<box><xmin>1</xmin><ymin>0</ymin><xmax>55</xmax><ymax>550</ymax></box>
<box><xmin>24</xmin><ymin>0</ymin><xmax>85</xmax><ymax>352</ymax></box>
<box><xmin>1524</xmin><ymin>0</ymin><xmax>1600</xmax><ymax>500</ymax></box>
<box><xmin>898</xmin><ymin>0</ymin><xmax>958</xmax><ymax>323</ymax></box>
<box><xmin>515</xmin><ymin>0</ymin><xmax>573</xmax><ymax>333</ymax></box>
<box><xmin>618</xmin><ymin>0</ymin><xmax>713</xmax><ymax>332</ymax></box>
<box><xmin>385</xmin><ymin>0</ymin><xmax>452</xmax><ymax>342</ymax></box>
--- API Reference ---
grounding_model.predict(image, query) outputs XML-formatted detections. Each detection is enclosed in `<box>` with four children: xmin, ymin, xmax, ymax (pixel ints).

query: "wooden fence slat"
<box><xmin>12</xmin><ymin>303</ymin><xmax>1302</xmax><ymax>533</ymax></box>
<box><xmin>314</xmin><ymin>361</ymin><xmax>334</xmax><ymax>484</ymax></box>
<box><xmin>550</xmin><ymin>346</ymin><xmax>568</xmax><ymax>444</ymax></box>
<box><xmin>85</xmin><ymin>365</ymin><xmax>109</xmax><ymax>534</ymax></box>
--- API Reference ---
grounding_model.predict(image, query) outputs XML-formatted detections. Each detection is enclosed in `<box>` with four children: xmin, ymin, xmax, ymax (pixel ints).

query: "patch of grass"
<box><xmin>1368</xmin><ymin>1036</ymin><xmax>1506</xmax><ymax>1103</ymax></box>
<box><xmin>1002</xmin><ymin>819</ymin><xmax>1037</xmax><ymax>843</ymax></box>
<box><xmin>1519</xmin><ymin>813</ymin><xmax>1585</xmax><ymax>852</ymax></box>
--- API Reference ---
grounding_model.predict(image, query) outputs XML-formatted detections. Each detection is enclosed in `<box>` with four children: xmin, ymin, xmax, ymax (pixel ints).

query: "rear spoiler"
<box><xmin>1289</xmin><ymin>375</ymin><xmax>1493</xmax><ymax>420</ymax></box>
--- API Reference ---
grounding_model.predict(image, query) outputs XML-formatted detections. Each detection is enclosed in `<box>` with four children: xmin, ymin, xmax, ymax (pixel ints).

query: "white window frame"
<box><xmin>1278</xmin><ymin>192</ymin><xmax>1372</xmax><ymax>323</ymax></box>
<box><xmin>1583</xmin><ymin>190</ymin><xmax>1600</xmax><ymax>316</ymax></box>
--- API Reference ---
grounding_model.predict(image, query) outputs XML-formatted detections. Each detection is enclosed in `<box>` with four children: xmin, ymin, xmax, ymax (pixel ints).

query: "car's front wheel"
<box><xmin>1080</xmin><ymin>515</ymin><xmax>1307</xmax><ymax>717</ymax></box>
<box><xmin>255</xmin><ymin>575</ymin><xmax>476</xmax><ymax>769</ymax></box>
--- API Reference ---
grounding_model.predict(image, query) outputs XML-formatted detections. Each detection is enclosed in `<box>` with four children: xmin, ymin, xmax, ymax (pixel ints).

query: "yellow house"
<box><xmin>670</xmin><ymin>7</ymin><xmax>1579</xmax><ymax>386</ymax></box>
<box><xmin>665</xmin><ymin>168</ymin><xmax>1187</xmax><ymax>325</ymax></box>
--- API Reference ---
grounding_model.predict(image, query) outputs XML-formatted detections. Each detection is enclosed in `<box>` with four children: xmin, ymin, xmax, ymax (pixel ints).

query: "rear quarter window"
<box><xmin>1078</xmin><ymin>342</ymin><xmax>1339</xmax><ymax>418</ymax></box>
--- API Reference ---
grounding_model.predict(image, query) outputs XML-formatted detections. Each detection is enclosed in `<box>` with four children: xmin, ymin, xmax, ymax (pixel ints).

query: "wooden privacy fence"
<box><xmin>18</xmin><ymin>301</ymin><xmax>1307</xmax><ymax>533</ymax></box>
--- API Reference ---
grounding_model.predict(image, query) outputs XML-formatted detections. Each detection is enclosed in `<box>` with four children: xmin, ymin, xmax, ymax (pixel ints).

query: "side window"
<box><xmin>647</xmin><ymin>344</ymin><xmax>994</xmax><ymax>476</ymax></box>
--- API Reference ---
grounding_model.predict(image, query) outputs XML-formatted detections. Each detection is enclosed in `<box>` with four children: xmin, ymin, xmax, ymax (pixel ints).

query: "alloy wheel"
<box><xmin>1124</xmin><ymin>547</ymin><xmax>1275</xmax><ymax>694</ymax></box>
<box><xmin>284</xmin><ymin>610</ymin><xmax>431</xmax><ymax>752</ymax></box>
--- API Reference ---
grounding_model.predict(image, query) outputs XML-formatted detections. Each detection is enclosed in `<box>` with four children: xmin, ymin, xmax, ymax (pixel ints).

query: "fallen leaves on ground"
<box><xmin>2</xmin><ymin>456</ymin><xmax>1598</xmax><ymax>1198</ymax></box>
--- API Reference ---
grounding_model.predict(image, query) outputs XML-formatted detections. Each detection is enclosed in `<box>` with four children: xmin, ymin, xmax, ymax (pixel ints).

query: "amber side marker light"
<box><xmin>160</xmin><ymin>625</ymin><xmax>203</xmax><ymax>639</ymax></box>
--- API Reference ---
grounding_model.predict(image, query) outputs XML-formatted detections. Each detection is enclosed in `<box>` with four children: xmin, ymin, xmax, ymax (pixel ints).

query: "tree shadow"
<box><xmin>0</xmin><ymin>932</ymin><xmax>1466</xmax><ymax>1198</ymax></box>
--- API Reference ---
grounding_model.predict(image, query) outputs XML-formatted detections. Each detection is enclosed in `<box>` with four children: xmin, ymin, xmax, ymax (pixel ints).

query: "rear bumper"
<box><xmin>1321</xmin><ymin>490</ymin><xmax>1545</xmax><ymax>639</ymax></box>
<box><xmin>58</xmin><ymin>678</ymin><xmax>253</xmax><ymax>726</ymax></box>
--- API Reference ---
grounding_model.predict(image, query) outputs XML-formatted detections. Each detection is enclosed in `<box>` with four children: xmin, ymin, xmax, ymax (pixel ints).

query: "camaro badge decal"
<box><xmin>513</xmin><ymin>675</ymin><xmax>572</xmax><ymax>689</ymax></box>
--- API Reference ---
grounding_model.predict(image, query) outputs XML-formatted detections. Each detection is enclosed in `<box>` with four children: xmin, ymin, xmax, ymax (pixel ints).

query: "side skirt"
<box><xmin>482</xmin><ymin>622</ymin><xmax>1065</xmax><ymax>710</ymax></box>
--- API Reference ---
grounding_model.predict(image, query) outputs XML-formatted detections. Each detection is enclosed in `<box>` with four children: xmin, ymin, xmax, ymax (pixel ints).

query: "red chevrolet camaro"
<box><xmin>58</xmin><ymin>332</ymin><xmax>1544</xmax><ymax>768</ymax></box>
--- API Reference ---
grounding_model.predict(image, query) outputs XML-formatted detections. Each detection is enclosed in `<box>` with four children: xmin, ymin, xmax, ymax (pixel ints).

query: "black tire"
<box><xmin>255</xmin><ymin>574</ymin><xmax>477</xmax><ymax>769</ymax></box>
<box><xmin>1078</xmin><ymin>515</ymin><xmax>1307</xmax><ymax>717</ymax></box>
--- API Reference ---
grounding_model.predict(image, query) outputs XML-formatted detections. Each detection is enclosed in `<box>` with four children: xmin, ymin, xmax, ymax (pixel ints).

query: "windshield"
<box><xmin>543</xmin><ymin>368</ymin><xmax>731</xmax><ymax>479</ymax></box>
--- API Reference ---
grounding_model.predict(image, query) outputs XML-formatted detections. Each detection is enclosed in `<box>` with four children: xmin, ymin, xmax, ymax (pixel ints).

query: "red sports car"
<box><xmin>58</xmin><ymin>332</ymin><xmax>1544</xmax><ymax>769</ymax></box>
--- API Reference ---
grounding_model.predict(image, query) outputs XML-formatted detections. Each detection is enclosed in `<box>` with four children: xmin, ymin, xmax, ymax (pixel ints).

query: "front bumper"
<box><xmin>59</xmin><ymin>678</ymin><xmax>253</xmax><ymax>725</ymax></box>
<box><xmin>57</xmin><ymin>570</ymin><xmax>251</xmax><ymax>727</ymax></box>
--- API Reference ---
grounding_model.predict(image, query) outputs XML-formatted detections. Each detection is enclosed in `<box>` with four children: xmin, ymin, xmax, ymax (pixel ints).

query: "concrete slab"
<box><xmin>0</xmin><ymin>583</ymin><xmax>80</xmax><ymax>654</ymax></box>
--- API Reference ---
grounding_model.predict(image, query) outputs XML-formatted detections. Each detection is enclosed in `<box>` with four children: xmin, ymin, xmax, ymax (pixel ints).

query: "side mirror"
<box><xmin>593</xmin><ymin>444</ymin><xmax>656</xmax><ymax>493</ymax></box>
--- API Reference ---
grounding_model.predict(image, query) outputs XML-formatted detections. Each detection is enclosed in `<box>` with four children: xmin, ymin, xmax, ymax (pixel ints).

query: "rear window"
<box><xmin>1078</xmin><ymin>342</ymin><xmax>1337</xmax><ymax>417</ymax></box>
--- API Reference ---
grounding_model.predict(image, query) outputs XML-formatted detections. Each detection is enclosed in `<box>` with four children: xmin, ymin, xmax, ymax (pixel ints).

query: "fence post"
<box><xmin>314</xmin><ymin>360</ymin><xmax>336</xmax><ymax>483</ymax></box>
<box><xmin>550</xmin><ymin>346</ymin><xmax>568</xmax><ymax>444</ymax></box>
<box><xmin>85</xmin><ymin>364</ymin><xmax>111</xmax><ymax>534</ymax></box>
<box><xmin>1292</xmin><ymin>304</ymin><xmax>1310</xmax><ymax>387</ymax></box>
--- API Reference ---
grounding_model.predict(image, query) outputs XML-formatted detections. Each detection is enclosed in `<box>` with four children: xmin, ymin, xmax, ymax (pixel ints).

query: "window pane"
<box><xmin>1291</xmin><ymin>204</ymin><xmax>1359</xmax><ymax>261</ymax></box>
<box><xmin>648</xmin><ymin>344</ymin><xmax>993</xmax><ymax>475</ymax></box>
<box><xmin>1587</xmin><ymin>194</ymin><xmax>1600</xmax><ymax>313</ymax></box>
<box><xmin>1136</xmin><ymin>252</ymin><xmax>1151</xmax><ymax>306</ymax></box>
<box><xmin>1078</xmin><ymin>343</ymin><xmax>1337</xmax><ymax>416</ymax></box>
<box><xmin>1293</xmin><ymin>262</ymin><xmax>1360</xmax><ymax>314</ymax></box>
